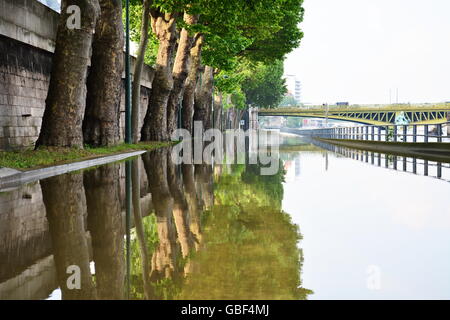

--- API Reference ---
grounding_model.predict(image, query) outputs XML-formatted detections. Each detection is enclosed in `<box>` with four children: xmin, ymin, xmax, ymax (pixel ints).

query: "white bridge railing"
<box><xmin>283</xmin><ymin>122</ymin><xmax>450</xmax><ymax>143</ymax></box>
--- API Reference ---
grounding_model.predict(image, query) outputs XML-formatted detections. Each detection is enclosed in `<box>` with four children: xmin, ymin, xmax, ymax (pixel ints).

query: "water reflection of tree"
<box><xmin>140</xmin><ymin>149</ymin><xmax>184</xmax><ymax>299</ymax></box>
<box><xmin>182</xmin><ymin>164</ymin><xmax>202</xmax><ymax>250</ymax></box>
<box><xmin>41</xmin><ymin>164</ymin><xmax>127</xmax><ymax>300</ymax></box>
<box><xmin>143</xmin><ymin>149</ymin><xmax>178</xmax><ymax>280</ymax></box>
<box><xmin>167</xmin><ymin>156</ymin><xmax>194</xmax><ymax>261</ymax></box>
<box><xmin>41</xmin><ymin>148</ymin><xmax>310</xmax><ymax>300</ymax></box>
<box><xmin>128</xmin><ymin>149</ymin><xmax>212</xmax><ymax>299</ymax></box>
<box><xmin>241</xmin><ymin>162</ymin><xmax>285</xmax><ymax>208</ymax></box>
<box><xmin>41</xmin><ymin>173</ymin><xmax>96</xmax><ymax>300</ymax></box>
<box><xmin>128</xmin><ymin>150</ymin><xmax>311</xmax><ymax>299</ymax></box>
<box><xmin>130</xmin><ymin>158</ymin><xmax>152</xmax><ymax>299</ymax></box>
<box><xmin>177</xmin><ymin>163</ymin><xmax>312</xmax><ymax>300</ymax></box>
<box><xmin>84</xmin><ymin>164</ymin><xmax>125</xmax><ymax>300</ymax></box>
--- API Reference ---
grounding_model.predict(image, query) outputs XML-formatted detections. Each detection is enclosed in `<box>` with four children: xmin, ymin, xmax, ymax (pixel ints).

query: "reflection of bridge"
<box><xmin>312</xmin><ymin>139</ymin><xmax>450</xmax><ymax>182</ymax></box>
<box><xmin>279</xmin><ymin>144</ymin><xmax>324</xmax><ymax>153</ymax></box>
<box><xmin>259</xmin><ymin>105</ymin><xmax>450</xmax><ymax>125</ymax></box>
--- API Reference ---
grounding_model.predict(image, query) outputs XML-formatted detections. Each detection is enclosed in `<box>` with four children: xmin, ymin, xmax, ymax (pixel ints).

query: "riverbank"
<box><xmin>316</xmin><ymin>138</ymin><xmax>450</xmax><ymax>163</ymax></box>
<box><xmin>0</xmin><ymin>142</ymin><xmax>172</xmax><ymax>171</ymax></box>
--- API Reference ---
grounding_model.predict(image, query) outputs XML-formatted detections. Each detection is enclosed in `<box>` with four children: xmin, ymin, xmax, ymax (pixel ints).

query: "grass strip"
<box><xmin>0</xmin><ymin>142</ymin><xmax>172</xmax><ymax>170</ymax></box>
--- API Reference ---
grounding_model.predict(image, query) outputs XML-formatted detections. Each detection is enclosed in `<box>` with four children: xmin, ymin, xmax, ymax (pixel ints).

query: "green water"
<box><xmin>1</xmin><ymin>134</ymin><xmax>450</xmax><ymax>300</ymax></box>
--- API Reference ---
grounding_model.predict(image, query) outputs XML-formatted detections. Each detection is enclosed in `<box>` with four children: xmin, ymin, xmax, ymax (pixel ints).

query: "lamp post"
<box><xmin>124</xmin><ymin>0</ymin><xmax>132</xmax><ymax>300</ymax></box>
<box><xmin>125</xmin><ymin>0</ymin><xmax>132</xmax><ymax>143</ymax></box>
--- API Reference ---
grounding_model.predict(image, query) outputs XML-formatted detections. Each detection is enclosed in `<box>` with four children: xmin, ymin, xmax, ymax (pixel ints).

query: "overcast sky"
<box><xmin>285</xmin><ymin>0</ymin><xmax>450</xmax><ymax>105</ymax></box>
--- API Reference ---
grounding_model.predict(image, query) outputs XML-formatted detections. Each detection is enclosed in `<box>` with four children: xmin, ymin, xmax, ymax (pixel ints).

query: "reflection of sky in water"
<box><xmin>283</xmin><ymin>148</ymin><xmax>450</xmax><ymax>299</ymax></box>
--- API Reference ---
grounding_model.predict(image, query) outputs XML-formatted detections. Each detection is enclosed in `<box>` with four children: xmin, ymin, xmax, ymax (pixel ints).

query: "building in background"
<box><xmin>284</xmin><ymin>74</ymin><xmax>302</xmax><ymax>103</ymax></box>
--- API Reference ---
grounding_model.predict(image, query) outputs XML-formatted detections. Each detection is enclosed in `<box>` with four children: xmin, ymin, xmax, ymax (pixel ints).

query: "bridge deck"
<box><xmin>260</xmin><ymin>105</ymin><xmax>450</xmax><ymax>125</ymax></box>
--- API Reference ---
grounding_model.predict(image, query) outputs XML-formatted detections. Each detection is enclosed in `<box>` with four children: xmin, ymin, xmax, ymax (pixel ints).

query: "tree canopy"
<box><xmin>125</xmin><ymin>0</ymin><xmax>304</xmax><ymax>110</ymax></box>
<box><xmin>241</xmin><ymin>60</ymin><xmax>288</xmax><ymax>108</ymax></box>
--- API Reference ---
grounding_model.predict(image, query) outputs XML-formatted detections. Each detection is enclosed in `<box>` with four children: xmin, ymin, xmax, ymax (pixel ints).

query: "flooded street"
<box><xmin>1</xmin><ymin>133</ymin><xmax>450</xmax><ymax>300</ymax></box>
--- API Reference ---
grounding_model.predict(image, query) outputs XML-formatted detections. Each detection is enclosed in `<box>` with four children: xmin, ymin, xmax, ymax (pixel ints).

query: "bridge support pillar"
<box><xmin>437</xmin><ymin>124</ymin><xmax>443</xmax><ymax>143</ymax></box>
<box><xmin>248</xmin><ymin>107</ymin><xmax>259</xmax><ymax>130</ymax></box>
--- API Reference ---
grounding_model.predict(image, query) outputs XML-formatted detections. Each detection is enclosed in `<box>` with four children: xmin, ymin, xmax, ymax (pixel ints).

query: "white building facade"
<box><xmin>284</xmin><ymin>74</ymin><xmax>302</xmax><ymax>103</ymax></box>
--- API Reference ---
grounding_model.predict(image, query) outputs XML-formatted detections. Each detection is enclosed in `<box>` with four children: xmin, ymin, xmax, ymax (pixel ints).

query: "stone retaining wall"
<box><xmin>0</xmin><ymin>0</ymin><xmax>154</xmax><ymax>150</ymax></box>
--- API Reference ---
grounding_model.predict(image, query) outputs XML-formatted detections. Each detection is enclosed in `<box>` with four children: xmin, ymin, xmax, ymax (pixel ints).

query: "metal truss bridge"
<box><xmin>259</xmin><ymin>104</ymin><xmax>450</xmax><ymax>125</ymax></box>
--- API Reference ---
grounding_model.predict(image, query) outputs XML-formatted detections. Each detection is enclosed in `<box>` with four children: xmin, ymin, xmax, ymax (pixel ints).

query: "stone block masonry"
<box><xmin>0</xmin><ymin>34</ymin><xmax>52</xmax><ymax>150</ymax></box>
<box><xmin>0</xmin><ymin>0</ymin><xmax>58</xmax><ymax>53</ymax></box>
<box><xmin>0</xmin><ymin>0</ymin><xmax>154</xmax><ymax>150</ymax></box>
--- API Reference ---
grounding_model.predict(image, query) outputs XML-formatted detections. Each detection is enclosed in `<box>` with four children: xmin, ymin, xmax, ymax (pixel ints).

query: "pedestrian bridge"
<box><xmin>259</xmin><ymin>104</ymin><xmax>450</xmax><ymax>125</ymax></box>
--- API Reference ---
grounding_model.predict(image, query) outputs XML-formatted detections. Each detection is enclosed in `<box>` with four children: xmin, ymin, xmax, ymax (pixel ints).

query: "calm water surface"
<box><xmin>1</xmin><ymin>133</ymin><xmax>449</xmax><ymax>300</ymax></box>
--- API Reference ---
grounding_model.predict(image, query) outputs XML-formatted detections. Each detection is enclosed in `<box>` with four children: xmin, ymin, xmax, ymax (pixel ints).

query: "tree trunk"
<box><xmin>131</xmin><ymin>158</ymin><xmax>152</xmax><ymax>299</ymax></box>
<box><xmin>193</xmin><ymin>66</ymin><xmax>214</xmax><ymax>130</ymax></box>
<box><xmin>233</xmin><ymin>108</ymin><xmax>238</xmax><ymax>129</ymax></box>
<box><xmin>166</xmin><ymin>14</ymin><xmax>199</xmax><ymax>137</ymax></box>
<box><xmin>167</xmin><ymin>153</ymin><xmax>193</xmax><ymax>259</ymax></box>
<box><xmin>234</xmin><ymin>108</ymin><xmax>240</xmax><ymax>129</ymax></box>
<box><xmin>230</xmin><ymin>107</ymin><xmax>242</xmax><ymax>129</ymax></box>
<box><xmin>84</xmin><ymin>164</ymin><xmax>124</xmax><ymax>300</ymax></box>
<box><xmin>195</xmin><ymin>164</ymin><xmax>214</xmax><ymax>210</ymax></box>
<box><xmin>131</xmin><ymin>0</ymin><xmax>151</xmax><ymax>143</ymax></box>
<box><xmin>181</xmin><ymin>35</ymin><xmax>204</xmax><ymax>134</ymax></box>
<box><xmin>225</xmin><ymin>108</ymin><xmax>231</xmax><ymax>129</ymax></box>
<box><xmin>36</xmin><ymin>0</ymin><xmax>100</xmax><ymax>148</ymax></box>
<box><xmin>83</xmin><ymin>0</ymin><xmax>124</xmax><ymax>147</ymax></box>
<box><xmin>236</xmin><ymin>109</ymin><xmax>245</xmax><ymax>129</ymax></box>
<box><xmin>213</xmin><ymin>93</ymin><xmax>223</xmax><ymax>130</ymax></box>
<box><xmin>181</xmin><ymin>164</ymin><xmax>202</xmax><ymax>250</ymax></box>
<box><xmin>142</xmin><ymin>149</ymin><xmax>178</xmax><ymax>280</ymax></box>
<box><xmin>141</xmin><ymin>13</ymin><xmax>178</xmax><ymax>142</ymax></box>
<box><xmin>41</xmin><ymin>173</ymin><xmax>96</xmax><ymax>300</ymax></box>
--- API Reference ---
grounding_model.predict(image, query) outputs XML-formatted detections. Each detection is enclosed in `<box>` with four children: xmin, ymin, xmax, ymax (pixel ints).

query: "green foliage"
<box><xmin>204</xmin><ymin>0</ymin><xmax>285</xmax><ymax>59</ymax></box>
<box><xmin>123</xmin><ymin>0</ymin><xmax>159</xmax><ymax>66</ymax></box>
<box><xmin>176</xmin><ymin>163</ymin><xmax>311</xmax><ymax>300</ymax></box>
<box><xmin>124</xmin><ymin>0</ymin><xmax>305</xmax><ymax>68</ymax></box>
<box><xmin>216</xmin><ymin>59</ymin><xmax>288</xmax><ymax>110</ymax></box>
<box><xmin>241</xmin><ymin>163</ymin><xmax>286</xmax><ymax>207</ymax></box>
<box><xmin>280</xmin><ymin>95</ymin><xmax>300</xmax><ymax>107</ymax></box>
<box><xmin>129</xmin><ymin>214</ymin><xmax>159</xmax><ymax>299</ymax></box>
<box><xmin>243</xmin><ymin>0</ymin><xmax>305</xmax><ymax>62</ymax></box>
<box><xmin>241</xmin><ymin>60</ymin><xmax>287</xmax><ymax>108</ymax></box>
<box><xmin>125</xmin><ymin>160</ymin><xmax>311</xmax><ymax>300</ymax></box>
<box><xmin>151</xmin><ymin>0</ymin><xmax>193</xmax><ymax>13</ymax></box>
<box><xmin>197</xmin><ymin>0</ymin><xmax>257</xmax><ymax>70</ymax></box>
<box><xmin>201</xmin><ymin>0</ymin><xmax>304</xmax><ymax>68</ymax></box>
<box><xmin>229</xmin><ymin>90</ymin><xmax>247</xmax><ymax>110</ymax></box>
<box><xmin>214</xmin><ymin>70</ymin><xmax>245</xmax><ymax>94</ymax></box>
<box><xmin>215</xmin><ymin>69</ymin><xmax>247</xmax><ymax>110</ymax></box>
<box><xmin>123</xmin><ymin>0</ymin><xmax>304</xmax><ymax>110</ymax></box>
<box><xmin>141</xmin><ymin>0</ymin><xmax>305</xmax><ymax>71</ymax></box>
<box><xmin>201</xmin><ymin>0</ymin><xmax>304</xmax><ymax>108</ymax></box>
<box><xmin>128</xmin><ymin>214</ymin><xmax>187</xmax><ymax>300</ymax></box>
